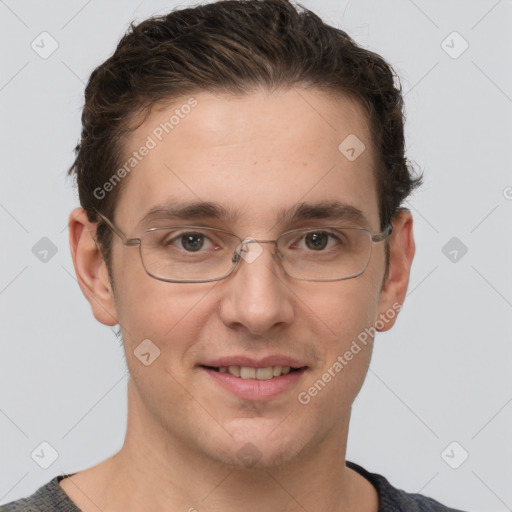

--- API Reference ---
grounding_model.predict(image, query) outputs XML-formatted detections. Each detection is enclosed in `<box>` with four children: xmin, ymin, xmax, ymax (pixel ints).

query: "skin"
<box><xmin>65</xmin><ymin>87</ymin><xmax>415</xmax><ymax>512</ymax></box>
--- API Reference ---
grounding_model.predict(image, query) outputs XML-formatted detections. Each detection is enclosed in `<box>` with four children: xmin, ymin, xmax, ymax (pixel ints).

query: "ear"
<box><xmin>376</xmin><ymin>209</ymin><xmax>415</xmax><ymax>332</ymax></box>
<box><xmin>68</xmin><ymin>207</ymin><xmax>118</xmax><ymax>326</ymax></box>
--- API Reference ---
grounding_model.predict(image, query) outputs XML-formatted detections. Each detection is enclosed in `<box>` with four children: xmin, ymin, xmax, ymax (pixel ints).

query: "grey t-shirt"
<box><xmin>0</xmin><ymin>460</ymin><xmax>468</xmax><ymax>511</ymax></box>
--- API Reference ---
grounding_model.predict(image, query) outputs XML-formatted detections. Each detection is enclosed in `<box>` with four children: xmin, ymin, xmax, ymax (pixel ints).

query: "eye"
<box><xmin>304</xmin><ymin>232</ymin><xmax>329</xmax><ymax>250</ymax></box>
<box><xmin>179</xmin><ymin>233</ymin><xmax>206</xmax><ymax>252</ymax></box>
<box><xmin>162</xmin><ymin>231</ymin><xmax>215</xmax><ymax>252</ymax></box>
<box><xmin>296</xmin><ymin>230</ymin><xmax>342</xmax><ymax>251</ymax></box>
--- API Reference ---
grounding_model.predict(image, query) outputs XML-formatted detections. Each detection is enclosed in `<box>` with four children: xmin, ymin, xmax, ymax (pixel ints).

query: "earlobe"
<box><xmin>68</xmin><ymin>207</ymin><xmax>118</xmax><ymax>326</ymax></box>
<box><xmin>376</xmin><ymin>209</ymin><xmax>415</xmax><ymax>332</ymax></box>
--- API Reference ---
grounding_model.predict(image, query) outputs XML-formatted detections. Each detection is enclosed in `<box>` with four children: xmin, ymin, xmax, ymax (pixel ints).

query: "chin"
<box><xmin>204</xmin><ymin>426</ymin><xmax>307</xmax><ymax>470</ymax></box>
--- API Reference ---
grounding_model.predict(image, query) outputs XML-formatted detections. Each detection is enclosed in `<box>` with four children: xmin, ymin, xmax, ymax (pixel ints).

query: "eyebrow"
<box><xmin>138</xmin><ymin>200</ymin><xmax>369</xmax><ymax>229</ymax></box>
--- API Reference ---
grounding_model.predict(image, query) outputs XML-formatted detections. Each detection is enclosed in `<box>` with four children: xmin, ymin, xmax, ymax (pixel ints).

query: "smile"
<box><xmin>200</xmin><ymin>365</ymin><xmax>308</xmax><ymax>401</ymax></box>
<box><xmin>203</xmin><ymin>365</ymin><xmax>305</xmax><ymax>380</ymax></box>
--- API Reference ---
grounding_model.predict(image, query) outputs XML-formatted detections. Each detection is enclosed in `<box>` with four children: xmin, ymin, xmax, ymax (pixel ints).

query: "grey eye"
<box><xmin>180</xmin><ymin>233</ymin><xmax>205</xmax><ymax>252</ymax></box>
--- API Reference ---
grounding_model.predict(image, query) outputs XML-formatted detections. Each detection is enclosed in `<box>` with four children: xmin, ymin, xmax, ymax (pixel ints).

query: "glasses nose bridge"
<box><xmin>233</xmin><ymin>236</ymin><xmax>281</xmax><ymax>264</ymax></box>
<box><xmin>243</xmin><ymin>237</ymin><xmax>281</xmax><ymax>249</ymax></box>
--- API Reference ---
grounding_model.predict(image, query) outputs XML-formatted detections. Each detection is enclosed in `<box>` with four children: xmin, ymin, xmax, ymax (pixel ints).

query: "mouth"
<box><xmin>199</xmin><ymin>364</ymin><xmax>308</xmax><ymax>401</ymax></box>
<box><xmin>200</xmin><ymin>365</ymin><xmax>307</xmax><ymax>380</ymax></box>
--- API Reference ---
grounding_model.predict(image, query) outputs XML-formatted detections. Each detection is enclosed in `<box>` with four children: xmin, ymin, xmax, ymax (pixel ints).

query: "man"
<box><xmin>1</xmin><ymin>0</ymin><xmax>467</xmax><ymax>511</ymax></box>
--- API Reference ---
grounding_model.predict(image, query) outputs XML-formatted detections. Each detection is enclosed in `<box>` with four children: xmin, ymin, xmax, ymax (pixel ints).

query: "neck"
<box><xmin>74</xmin><ymin>378</ymin><xmax>372</xmax><ymax>512</ymax></box>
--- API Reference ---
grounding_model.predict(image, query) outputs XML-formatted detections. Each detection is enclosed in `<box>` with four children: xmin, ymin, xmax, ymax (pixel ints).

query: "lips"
<box><xmin>199</xmin><ymin>355</ymin><xmax>307</xmax><ymax>369</ymax></box>
<box><xmin>200</xmin><ymin>364</ymin><xmax>308</xmax><ymax>400</ymax></box>
<box><xmin>198</xmin><ymin>355</ymin><xmax>308</xmax><ymax>382</ymax></box>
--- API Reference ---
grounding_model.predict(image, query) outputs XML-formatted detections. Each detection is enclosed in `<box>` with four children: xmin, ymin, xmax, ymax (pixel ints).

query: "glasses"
<box><xmin>95</xmin><ymin>211</ymin><xmax>393</xmax><ymax>283</ymax></box>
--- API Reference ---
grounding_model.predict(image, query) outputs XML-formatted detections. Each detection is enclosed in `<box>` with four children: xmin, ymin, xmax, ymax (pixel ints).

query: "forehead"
<box><xmin>114</xmin><ymin>88</ymin><xmax>379</xmax><ymax>233</ymax></box>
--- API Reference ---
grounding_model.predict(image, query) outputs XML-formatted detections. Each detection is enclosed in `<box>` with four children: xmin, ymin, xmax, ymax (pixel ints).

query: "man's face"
<box><xmin>98</xmin><ymin>88</ymin><xmax>392</xmax><ymax>467</ymax></box>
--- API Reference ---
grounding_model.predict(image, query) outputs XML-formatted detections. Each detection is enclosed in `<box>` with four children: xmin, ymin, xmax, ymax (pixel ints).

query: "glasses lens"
<box><xmin>278</xmin><ymin>227</ymin><xmax>372</xmax><ymax>281</ymax></box>
<box><xmin>140</xmin><ymin>227</ymin><xmax>240</xmax><ymax>282</ymax></box>
<box><xmin>139</xmin><ymin>226</ymin><xmax>372</xmax><ymax>282</ymax></box>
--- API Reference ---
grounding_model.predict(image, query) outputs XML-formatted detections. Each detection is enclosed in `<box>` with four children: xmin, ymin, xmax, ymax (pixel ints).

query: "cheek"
<box><xmin>304</xmin><ymin>273</ymin><xmax>381</xmax><ymax>343</ymax></box>
<box><xmin>295</xmin><ymin>276</ymin><xmax>381</xmax><ymax>405</ymax></box>
<box><xmin>113</xmin><ymin>268</ymin><xmax>214</xmax><ymax>357</ymax></box>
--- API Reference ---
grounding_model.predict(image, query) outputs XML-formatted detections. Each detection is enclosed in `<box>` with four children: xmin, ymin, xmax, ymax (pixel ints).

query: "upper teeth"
<box><xmin>218</xmin><ymin>366</ymin><xmax>293</xmax><ymax>380</ymax></box>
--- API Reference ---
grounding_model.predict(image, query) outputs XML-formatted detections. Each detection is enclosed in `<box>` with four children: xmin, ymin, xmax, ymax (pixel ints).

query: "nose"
<box><xmin>218</xmin><ymin>239</ymin><xmax>294</xmax><ymax>336</ymax></box>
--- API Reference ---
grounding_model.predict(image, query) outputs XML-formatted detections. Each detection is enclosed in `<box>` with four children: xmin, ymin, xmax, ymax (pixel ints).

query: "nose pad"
<box><xmin>238</xmin><ymin>238</ymin><xmax>264</xmax><ymax>264</ymax></box>
<box><xmin>232</xmin><ymin>239</ymin><xmax>284</xmax><ymax>274</ymax></box>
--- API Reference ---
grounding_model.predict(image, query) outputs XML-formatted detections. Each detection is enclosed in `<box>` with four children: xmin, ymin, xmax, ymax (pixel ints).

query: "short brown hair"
<box><xmin>67</xmin><ymin>0</ymin><xmax>422</xmax><ymax>275</ymax></box>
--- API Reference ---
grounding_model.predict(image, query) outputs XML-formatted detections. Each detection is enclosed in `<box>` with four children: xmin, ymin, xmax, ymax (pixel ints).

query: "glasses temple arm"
<box><xmin>372</xmin><ymin>224</ymin><xmax>393</xmax><ymax>242</ymax></box>
<box><xmin>94</xmin><ymin>210</ymin><xmax>139</xmax><ymax>246</ymax></box>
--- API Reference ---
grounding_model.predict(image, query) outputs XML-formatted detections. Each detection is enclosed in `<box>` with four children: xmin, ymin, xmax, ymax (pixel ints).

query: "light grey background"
<box><xmin>1</xmin><ymin>1</ymin><xmax>511</xmax><ymax>511</ymax></box>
